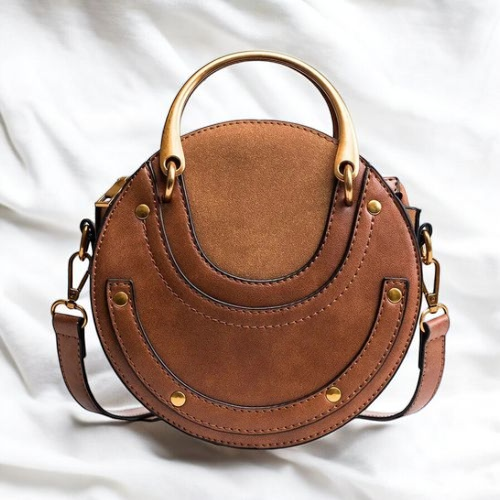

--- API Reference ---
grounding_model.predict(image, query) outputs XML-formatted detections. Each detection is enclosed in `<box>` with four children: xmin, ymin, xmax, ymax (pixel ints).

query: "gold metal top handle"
<box><xmin>159</xmin><ymin>51</ymin><xmax>359</xmax><ymax>203</ymax></box>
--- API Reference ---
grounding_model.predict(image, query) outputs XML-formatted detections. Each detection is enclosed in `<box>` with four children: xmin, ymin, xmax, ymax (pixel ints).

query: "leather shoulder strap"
<box><xmin>52</xmin><ymin>311</ymin><xmax>449</xmax><ymax>423</ymax></box>
<box><xmin>52</xmin><ymin>313</ymin><xmax>157</xmax><ymax>421</ymax></box>
<box><xmin>359</xmin><ymin>314</ymin><xmax>450</xmax><ymax>421</ymax></box>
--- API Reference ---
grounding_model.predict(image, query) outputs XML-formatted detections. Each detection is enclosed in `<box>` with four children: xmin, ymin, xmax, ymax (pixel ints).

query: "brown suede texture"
<box><xmin>90</xmin><ymin>120</ymin><xmax>422</xmax><ymax>448</ymax></box>
<box><xmin>181</xmin><ymin>121</ymin><xmax>335</xmax><ymax>279</ymax></box>
<box><xmin>157</xmin><ymin>121</ymin><xmax>364</xmax><ymax>307</ymax></box>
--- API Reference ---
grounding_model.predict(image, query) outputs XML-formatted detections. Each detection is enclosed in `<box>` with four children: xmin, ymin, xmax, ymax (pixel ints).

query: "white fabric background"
<box><xmin>0</xmin><ymin>1</ymin><xmax>499</xmax><ymax>498</ymax></box>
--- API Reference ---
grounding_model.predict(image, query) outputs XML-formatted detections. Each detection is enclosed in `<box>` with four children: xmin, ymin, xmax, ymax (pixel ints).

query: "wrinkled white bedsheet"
<box><xmin>0</xmin><ymin>1</ymin><xmax>499</xmax><ymax>498</ymax></box>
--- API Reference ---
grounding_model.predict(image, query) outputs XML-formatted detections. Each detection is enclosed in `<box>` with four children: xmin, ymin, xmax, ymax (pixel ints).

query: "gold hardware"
<box><xmin>419</xmin><ymin>229</ymin><xmax>449</xmax><ymax>331</ymax></box>
<box><xmin>95</xmin><ymin>177</ymin><xmax>128</xmax><ymax>209</ymax></box>
<box><xmin>421</xmin><ymin>229</ymin><xmax>433</xmax><ymax>265</ymax></box>
<box><xmin>113</xmin><ymin>291</ymin><xmax>129</xmax><ymax>307</ymax></box>
<box><xmin>420</xmin><ymin>303</ymin><xmax>449</xmax><ymax>332</ymax></box>
<box><xmin>387</xmin><ymin>287</ymin><xmax>402</xmax><ymax>303</ymax></box>
<box><xmin>423</xmin><ymin>258</ymin><xmax>441</xmax><ymax>311</ymax></box>
<box><xmin>78</xmin><ymin>224</ymin><xmax>90</xmax><ymax>261</ymax></box>
<box><xmin>159</xmin><ymin>51</ymin><xmax>359</xmax><ymax>203</ymax></box>
<box><xmin>67</xmin><ymin>252</ymin><xmax>90</xmax><ymax>302</ymax></box>
<box><xmin>326</xmin><ymin>386</ymin><xmax>342</xmax><ymax>403</ymax></box>
<box><xmin>51</xmin><ymin>299</ymin><xmax>88</xmax><ymax>328</ymax></box>
<box><xmin>343</xmin><ymin>163</ymin><xmax>354</xmax><ymax>206</ymax></box>
<box><xmin>135</xmin><ymin>204</ymin><xmax>150</xmax><ymax>220</ymax></box>
<box><xmin>170</xmin><ymin>391</ymin><xmax>186</xmax><ymax>407</ymax></box>
<box><xmin>163</xmin><ymin>160</ymin><xmax>177</xmax><ymax>203</ymax></box>
<box><xmin>51</xmin><ymin>222</ymin><xmax>97</xmax><ymax>329</ymax></box>
<box><xmin>367</xmin><ymin>199</ymin><xmax>382</xmax><ymax>215</ymax></box>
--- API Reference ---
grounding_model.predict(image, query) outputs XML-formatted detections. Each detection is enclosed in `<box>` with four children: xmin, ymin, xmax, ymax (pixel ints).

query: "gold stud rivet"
<box><xmin>367</xmin><ymin>200</ymin><xmax>382</xmax><ymax>215</ymax></box>
<box><xmin>113</xmin><ymin>291</ymin><xmax>129</xmax><ymax>307</ymax></box>
<box><xmin>135</xmin><ymin>204</ymin><xmax>150</xmax><ymax>219</ymax></box>
<box><xmin>170</xmin><ymin>391</ymin><xmax>186</xmax><ymax>407</ymax></box>
<box><xmin>326</xmin><ymin>386</ymin><xmax>342</xmax><ymax>403</ymax></box>
<box><xmin>387</xmin><ymin>287</ymin><xmax>402</xmax><ymax>303</ymax></box>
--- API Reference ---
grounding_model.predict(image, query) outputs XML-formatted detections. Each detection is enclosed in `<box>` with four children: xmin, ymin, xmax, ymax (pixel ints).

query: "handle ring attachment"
<box><xmin>342</xmin><ymin>163</ymin><xmax>354</xmax><ymax>206</ymax></box>
<box><xmin>163</xmin><ymin>160</ymin><xmax>177</xmax><ymax>203</ymax></box>
<box><xmin>159</xmin><ymin>51</ymin><xmax>359</xmax><ymax>205</ymax></box>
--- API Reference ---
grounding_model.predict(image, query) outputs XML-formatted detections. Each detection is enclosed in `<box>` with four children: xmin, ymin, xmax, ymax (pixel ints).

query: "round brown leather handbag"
<box><xmin>51</xmin><ymin>51</ymin><xmax>450</xmax><ymax>449</ymax></box>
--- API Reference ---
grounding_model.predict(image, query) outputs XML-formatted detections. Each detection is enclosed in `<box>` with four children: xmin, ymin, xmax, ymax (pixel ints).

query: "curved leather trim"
<box><xmin>141</xmin><ymin>165</ymin><xmax>372</xmax><ymax>311</ymax></box>
<box><xmin>179</xmin><ymin>173</ymin><xmax>339</xmax><ymax>284</ymax></box>
<box><xmin>173</xmin><ymin>123</ymin><xmax>409</xmax><ymax>286</ymax></box>
<box><xmin>105</xmin><ymin>278</ymin><xmax>407</xmax><ymax>434</ymax></box>
<box><xmin>148</xmin><ymin>120</ymin><xmax>369</xmax><ymax>307</ymax></box>
<box><xmin>176</xmin><ymin>120</ymin><xmax>341</xmax><ymax>284</ymax></box>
